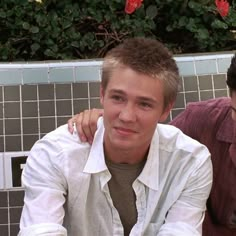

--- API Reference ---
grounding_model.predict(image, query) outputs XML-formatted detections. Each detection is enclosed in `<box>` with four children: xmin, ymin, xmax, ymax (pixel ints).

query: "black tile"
<box><xmin>5</xmin><ymin>102</ymin><xmax>20</xmax><ymax>118</ymax></box>
<box><xmin>22</xmin><ymin>101</ymin><xmax>38</xmax><ymax>117</ymax></box>
<box><xmin>57</xmin><ymin>116</ymin><xmax>71</xmax><ymax>127</ymax></box>
<box><xmin>22</xmin><ymin>85</ymin><xmax>37</xmax><ymax>101</ymax></box>
<box><xmin>23</xmin><ymin>118</ymin><xmax>38</xmax><ymax>134</ymax></box>
<box><xmin>213</xmin><ymin>74</ymin><xmax>227</xmax><ymax>89</ymax></box>
<box><xmin>56</xmin><ymin>100</ymin><xmax>72</xmax><ymax>116</ymax></box>
<box><xmin>0</xmin><ymin>86</ymin><xmax>2</xmax><ymax>102</ymax></box>
<box><xmin>215</xmin><ymin>89</ymin><xmax>229</xmax><ymax>98</ymax></box>
<box><xmin>0</xmin><ymin>208</ymin><xmax>8</xmax><ymax>224</ymax></box>
<box><xmin>0</xmin><ymin>103</ymin><xmax>3</xmax><ymax>118</ymax></box>
<box><xmin>90</xmin><ymin>98</ymin><xmax>102</xmax><ymax>109</ymax></box>
<box><xmin>11</xmin><ymin>156</ymin><xmax>27</xmax><ymax>187</ymax></box>
<box><xmin>0</xmin><ymin>225</ymin><xmax>8</xmax><ymax>236</ymax></box>
<box><xmin>39</xmin><ymin>101</ymin><xmax>55</xmax><ymax>117</ymax></box>
<box><xmin>23</xmin><ymin>135</ymin><xmax>39</xmax><ymax>151</ymax></box>
<box><xmin>183</xmin><ymin>76</ymin><xmax>198</xmax><ymax>91</ymax></box>
<box><xmin>185</xmin><ymin>92</ymin><xmax>200</xmax><ymax>103</ymax></box>
<box><xmin>89</xmin><ymin>82</ymin><xmax>100</xmax><ymax>97</ymax></box>
<box><xmin>73</xmin><ymin>83</ymin><xmax>88</xmax><ymax>98</ymax></box>
<box><xmin>171</xmin><ymin>109</ymin><xmax>185</xmax><ymax>120</ymax></box>
<box><xmin>73</xmin><ymin>99</ymin><xmax>89</xmax><ymax>114</ymax></box>
<box><xmin>0</xmin><ymin>136</ymin><xmax>4</xmax><ymax>152</ymax></box>
<box><xmin>5</xmin><ymin>136</ymin><xmax>22</xmax><ymax>152</ymax></box>
<box><xmin>0</xmin><ymin>191</ymin><xmax>8</xmax><ymax>207</ymax></box>
<box><xmin>9</xmin><ymin>207</ymin><xmax>22</xmax><ymax>223</ymax></box>
<box><xmin>0</xmin><ymin>119</ymin><xmax>3</xmax><ymax>135</ymax></box>
<box><xmin>200</xmin><ymin>91</ymin><xmax>214</xmax><ymax>101</ymax></box>
<box><xmin>174</xmin><ymin>93</ymin><xmax>185</xmax><ymax>109</ymax></box>
<box><xmin>9</xmin><ymin>191</ymin><xmax>24</xmax><ymax>207</ymax></box>
<box><xmin>38</xmin><ymin>84</ymin><xmax>54</xmax><ymax>100</ymax></box>
<box><xmin>198</xmin><ymin>75</ymin><xmax>213</xmax><ymax>90</ymax></box>
<box><xmin>40</xmin><ymin>117</ymin><xmax>56</xmax><ymax>133</ymax></box>
<box><xmin>10</xmin><ymin>224</ymin><xmax>20</xmax><ymax>236</ymax></box>
<box><xmin>56</xmin><ymin>84</ymin><xmax>71</xmax><ymax>99</ymax></box>
<box><xmin>5</xmin><ymin>119</ymin><xmax>21</xmax><ymax>135</ymax></box>
<box><xmin>178</xmin><ymin>77</ymin><xmax>184</xmax><ymax>92</ymax></box>
<box><xmin>10</xmin><ymin>223</ymin><xmax>20</xmax><ymax>236</ymax></box>
<box><xmin>4</xmin><ymin>86</ymin><xmax>20</xmax><ymax>101</ymax></box>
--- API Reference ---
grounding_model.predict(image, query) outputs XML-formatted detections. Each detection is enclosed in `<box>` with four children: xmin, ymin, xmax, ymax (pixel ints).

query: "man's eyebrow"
<box><xmin>231</xmin><ymin>106</ymin><xmax>236</xmax><ymax>112</ymax></box>
<box><xmin>109</xmin><ymin>89</ymin><xmax>125</xmax><ymax>94</ymax></box>
<box><xmin>109</xmin><ymin>89</ymin><xmax>158</xmax><ymax>103</ymax></box>
<box><xmin>137</xmin><ymin>96</ymin><xmax>157</xmax><ymax>104</ymax></box>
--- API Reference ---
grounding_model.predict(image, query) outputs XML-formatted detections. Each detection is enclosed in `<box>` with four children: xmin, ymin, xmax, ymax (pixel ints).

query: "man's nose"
<box><xmin>118</xmin><ymin>104</ymin><xmax>136</xmax><ymax>122</ymax></box>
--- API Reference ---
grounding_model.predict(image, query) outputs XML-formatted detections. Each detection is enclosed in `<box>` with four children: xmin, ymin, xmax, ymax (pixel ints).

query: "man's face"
<box><xmin>100</xmin><ymin>66</ymin><xmax>172</xmax><ymax>154</ymax></box>
<box><xmin>231</xmin><ymin>91</ymin><xmax>236</xmax><ymax>121</ymax></box>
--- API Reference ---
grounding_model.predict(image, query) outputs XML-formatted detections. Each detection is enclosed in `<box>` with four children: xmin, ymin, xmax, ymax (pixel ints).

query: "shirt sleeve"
<box><xmin>18</xmin><ymin>223</ymin><xmax>67</xmax><ymax>236</ymax></box>
<box><xmin>158</xmin><ymin>137</ymin><xmax>213</xmax><ymax>235</ymax></box>
<box><xmin>19</xmin><ymin>137</ymin><xmax>68</xmax><ymax>236</ymax></box>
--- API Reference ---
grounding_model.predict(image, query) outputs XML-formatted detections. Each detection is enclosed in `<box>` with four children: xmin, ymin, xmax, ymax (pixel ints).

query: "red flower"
<box><xmin>125</xmin><ymin>0</ymin><xmax>143</xmax><ymax>14</ymax></box>
<box><xmin>215</xmin><ymin>0</ymin><xmax>229</xmax><ymax>17</ymax></box>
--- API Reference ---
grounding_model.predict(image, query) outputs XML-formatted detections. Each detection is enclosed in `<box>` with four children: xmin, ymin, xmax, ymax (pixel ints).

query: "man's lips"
<box><xmin>114</xmin><ymin>126</ymin><xmax>137</xmax><ymax>135</ymax></box>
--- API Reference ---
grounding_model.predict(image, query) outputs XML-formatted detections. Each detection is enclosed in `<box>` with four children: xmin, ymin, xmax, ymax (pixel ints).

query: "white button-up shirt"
<box><xmin>19</xmin><ymin>118</ymin><xmax>212</xmax><ymax>236</ymax></box>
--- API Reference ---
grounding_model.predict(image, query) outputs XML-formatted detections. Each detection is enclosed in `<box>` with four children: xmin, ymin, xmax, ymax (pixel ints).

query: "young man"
<box><xmin>68</xmin><ymin>53</ymin><xmax>236</xmax><ymax>235</ymax></box>
<box><xmin>19</xmin><ymin>38</ymin><xmax>212</xmax><ymax>236</ymax></box>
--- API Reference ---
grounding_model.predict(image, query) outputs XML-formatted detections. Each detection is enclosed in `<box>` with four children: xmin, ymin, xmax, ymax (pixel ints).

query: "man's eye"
<box><xmin>139</xmin><ymin>102</ymin><xmax>152</xmax><ymax>108</ymax></box>
<box><xmin>111</xmin><ymin>95</ymin><xmax>123</xmax><ymax>101</ymax></box>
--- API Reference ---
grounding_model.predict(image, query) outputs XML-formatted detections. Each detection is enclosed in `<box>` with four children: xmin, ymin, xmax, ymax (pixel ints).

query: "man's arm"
<box><xmin>67</xmin><ymin>106</ymin><xmax>199</xmax><ymax>142</ymax></box>
<box><xmin>158</xmin><ymin>145</ymin><xmax>213</xmax><ymax>236</ymax></box>
<box><xmin>203</xmin><ymin>211</ymin><xmax>236</xmax><ymax>235</ymax></box>
<box><xmin>19</xmin><ymin>137</ymin><xmax>67</xmax><ymax>236</ymax></box>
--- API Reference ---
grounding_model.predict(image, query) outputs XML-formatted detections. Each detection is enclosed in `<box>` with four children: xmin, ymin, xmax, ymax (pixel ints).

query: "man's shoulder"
<box><xmin>36</xmin><ymin>124</ymin><xmax>90</xmax><ymax>152</ymax></box>
<box><xmin>156</xmin><ymin>124</ymin><xmax>211</xmax><ymax>176</ymax></box>
<box><xmin>28</xmin><ymin>124</ymin><xmax>91</xmax><ymax>169</ymax></box>
<box><xmin>186</xmin><ymin>97</ymin><xmax>230</xmax><ymax>113</ymax></box>
<box><xmin>157</xmin><ymin>124</ymin><xmax>209</xmax><ymax>153</ymax></box>
<box><xmin>43</xmin><ymin>124</ymin><xmax>78</xmax><ymax>142</ymax></box>
<box><xmin>173</xmin><ymin>97</ymin><xmax>231</xmax><ymax>127</ymax></box>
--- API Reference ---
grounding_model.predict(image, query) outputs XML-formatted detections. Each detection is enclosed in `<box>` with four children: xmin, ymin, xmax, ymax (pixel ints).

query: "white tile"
<box><xmin>177</xmin><ymin>61</ymin><xmax>195</xmax><ymax>76</ymax></box>
<box><xmin>217</xmin><ymin>57</ymin><xmax>232</xmax><ymax>74</ymax></box>
<box><xmin>195</xmin><ymin>59</ymin><xmax>217</xmax><ymax>75</ymax></box>
<box><xmin>75</xmin><ymin>66</ymin><xmax>101</xmax><ymax>82</ymax></box>
<box><xmin>4</xmin><ymin>151</ymin><xmax>29</xmax><ymax>189</ymax></box>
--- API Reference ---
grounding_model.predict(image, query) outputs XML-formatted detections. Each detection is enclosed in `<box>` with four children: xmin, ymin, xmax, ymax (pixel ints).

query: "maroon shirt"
<box><xmin>170</xmin><ymin>97</ymin><xmax>236</xmax><ymax>236</ymax></box>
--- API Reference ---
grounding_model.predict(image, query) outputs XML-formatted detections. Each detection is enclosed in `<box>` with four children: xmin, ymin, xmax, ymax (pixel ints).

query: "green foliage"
<box><xmin>0</xmin><ymin>0</ymin><xmax>236</xmax><ymax>61</ymax></box>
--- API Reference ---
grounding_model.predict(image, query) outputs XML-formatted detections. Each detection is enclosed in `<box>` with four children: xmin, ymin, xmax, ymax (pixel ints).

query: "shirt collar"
<box><xmin>137</xmin><ymin>128</ymin><xmax>160</xmax><ymax>191</ymax></box>
<box><xmin>83</xmin><ymin>117</ymin><xmax>107</xmax><ymax>173</ymax></box>
<box><xmin>83</xmin><ymin>118</ymin><xmax>160</xmax><ymax>191</ymax></box>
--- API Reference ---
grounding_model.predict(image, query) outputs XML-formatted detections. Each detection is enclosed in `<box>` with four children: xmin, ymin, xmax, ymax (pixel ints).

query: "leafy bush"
<box><xmin>0</xmin><ymin>0</ymin><xmax>236</xmax><ymax>61</ymax></box>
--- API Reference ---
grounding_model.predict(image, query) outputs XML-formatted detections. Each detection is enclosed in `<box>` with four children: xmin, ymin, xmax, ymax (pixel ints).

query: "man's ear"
<box><xmin>159</xmin><ymin>102</ymin><xmax>174</xmax><ymax>122</ymax></box>
<box><xmin>100</xmin><ymin>86</ymin><xmax>105</xmax><ymax>106</ymax></box>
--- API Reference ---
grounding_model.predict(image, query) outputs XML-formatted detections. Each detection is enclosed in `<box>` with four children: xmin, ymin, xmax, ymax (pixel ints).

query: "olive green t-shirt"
<box><xmin>106</xmin><ymin>158</ymin><xmax>146</xmax><ymax>236</ymax></box>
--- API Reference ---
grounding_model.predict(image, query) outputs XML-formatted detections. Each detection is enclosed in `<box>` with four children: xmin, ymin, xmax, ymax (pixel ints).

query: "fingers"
<box><xmin>78</xmin><ymin>109</ymin><xmax>93</xmax><ymax>143</ymax></box>
<box><xmin>67</xmin><ymin>117</ymin><xmax>75</xmax><ymax>134</ymax></box>
<box><xmin>67</xmin><ymin>109</ymin><xmax>104</xmax><ymax>144</ymax></box>
<box><xmin>87</xmin><ymin>109</ymin><xmax>104</xmax><ymax>143</ymax></box>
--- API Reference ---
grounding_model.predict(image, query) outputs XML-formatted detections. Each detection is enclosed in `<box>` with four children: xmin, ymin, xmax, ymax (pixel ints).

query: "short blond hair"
<box><xmin>101</xmin><ymin>37</ymin><xmax>180</xmax><ymax>109</ymax></box>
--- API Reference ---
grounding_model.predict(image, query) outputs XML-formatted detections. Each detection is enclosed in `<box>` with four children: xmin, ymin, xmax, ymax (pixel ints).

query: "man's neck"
<box><xmin>104</xmin><ymin>144</ymin><xmax>149</xmax><ymax>164</ymax></box>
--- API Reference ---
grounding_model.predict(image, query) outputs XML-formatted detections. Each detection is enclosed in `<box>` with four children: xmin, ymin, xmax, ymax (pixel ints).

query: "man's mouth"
<box><xmin>114</xmin><ymin>126</ymin><xmax>137</xmax><ymax>135</ymax></box>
